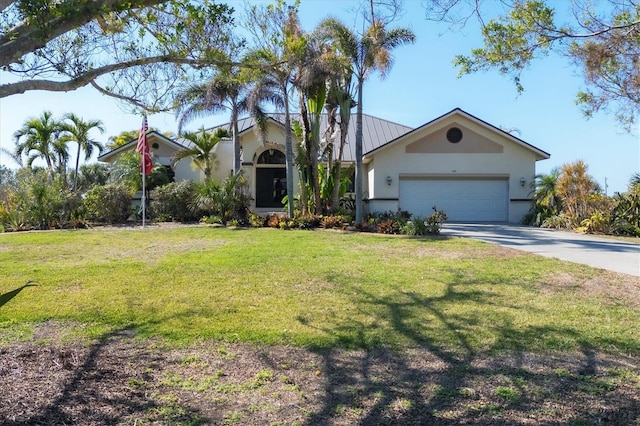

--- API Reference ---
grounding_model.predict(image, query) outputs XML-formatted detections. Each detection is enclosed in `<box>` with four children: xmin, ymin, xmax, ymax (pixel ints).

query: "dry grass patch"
<box><xmin>1</xmin><ymin>322</ymin><xmax>639</xmax><ymax>425</ymax></box>
<box><xmin>1</xmin><ymin>226</ymin><xmax>640</xmax><ymax>424</ymax></box>
<box><xmin>540</xmin><ymin>270</ymin><xmax>640</xmax><ymax>307</ymax></box>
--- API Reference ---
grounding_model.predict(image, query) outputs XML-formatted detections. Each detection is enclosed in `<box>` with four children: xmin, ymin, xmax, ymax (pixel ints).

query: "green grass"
<box><xmin>0</xmin><ymin>226</ymin><xmax>638</xmax><ymax>356</ymax></box>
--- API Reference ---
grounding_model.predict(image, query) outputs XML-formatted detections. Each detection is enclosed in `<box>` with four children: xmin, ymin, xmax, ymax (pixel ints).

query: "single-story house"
<box><xmin>98</xmin><ymin>108</ymin><xmax>550</xmax><ymax>223</ymax></box>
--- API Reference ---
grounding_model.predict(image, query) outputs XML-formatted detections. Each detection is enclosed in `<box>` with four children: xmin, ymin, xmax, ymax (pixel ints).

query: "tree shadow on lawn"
<box><xmin>0</xmin><ymin>329</ymin><xmax>168</xmax><ymax>425</ymax></box>
<box><xmin>302</xmin><ymin>269</ymin><xmax>640</xmax><ymax>425</ymax></box>
<box><xmin>0</xmin><ymin>281</ymin><xmax>38</xmax><ymax>310</ymax></box>
<box><xmin>0</xmin><ymin>319</ymin><xmax>208</xmax><ymax>426</ymax></box>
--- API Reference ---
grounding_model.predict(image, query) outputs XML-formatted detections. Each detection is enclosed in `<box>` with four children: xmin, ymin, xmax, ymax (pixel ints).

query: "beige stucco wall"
<box><xmin>365</xmin><ymin>115</ymin><xmax>541</xmax><ymax>223</ymax></box>
<box><xmin>172</xmin><ymin>138</ymin><xmax>234</xmax><ymax>183</ymax></box>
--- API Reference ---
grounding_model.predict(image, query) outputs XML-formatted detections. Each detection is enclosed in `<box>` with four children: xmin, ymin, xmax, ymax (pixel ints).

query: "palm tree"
<box><xmin>318</xmin><ymin>18</ymin><xmax>415</xmax><ymax>223</ymax></box>
<box><xmin>175</xmin><ymin>53</ymin><xmax>251</xmax><ymax>175</ymax></box>
<box><xmin>533</xmin><ymin>168</ymin><xmax>562</xmax><ymax>214</ymax></box>
<box><xmin>174</xmin><ymin>127</ymin><xmax>223</xmax><ymax>180</ymax></box>
<box><xmin>107</xmin><ymin>130</ymin><xmax>139</xmax><ymax>150</ymax></box>
<box><xmin>316</xmin><ymin>33</ymin><xmax>356</xmax><ymax>212</ymax></box>
<box><xmin>12</xmin><ymin>111</ymin><xmax>63</xmax><ymax>174</ymax></box>
<box><xmin>51</xmin><ymin>137</ymin><xmax>71</xmax><ymax>181</ymax></box>
<box><xmin>60</xmin><ymin>113</ymin><xmax>105</xmax><ymax>191</ymax></box>
<box><xmin>523</xmin><ymin>168</ymin><xmax>561</xmax><ymax>226</ymax></box>
<box><xmin>244</xmin><ymin>2</ymin><xmax>303</xmax><ymax>218</ymax></box>
<box><xmin>629</xmin><ymin>172</ymin><xmax>640</xmax><ymax>193</ymax></box>
<box><xmin>76</xmin><ymin>163</ymin><xmax>110</xmax><ymax>191</ymax></box>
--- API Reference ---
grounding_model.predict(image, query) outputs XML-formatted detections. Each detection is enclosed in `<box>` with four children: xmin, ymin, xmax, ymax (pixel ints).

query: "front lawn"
<box><xmin>1</xmin><ymin>226</ymin><xmax>639</xmax><ymax>425</ymax></box>
<box><xmin>1</xmin><ymin>225</ymin><xmax>637</xmax><ymax>355</ymax></box>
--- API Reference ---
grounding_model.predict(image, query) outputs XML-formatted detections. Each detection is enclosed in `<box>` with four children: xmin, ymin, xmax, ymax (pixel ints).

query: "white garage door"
<box><xmin>399</xmin><ymin>178</ymin><xmax>508</xmax><ymax>222</ymax></box>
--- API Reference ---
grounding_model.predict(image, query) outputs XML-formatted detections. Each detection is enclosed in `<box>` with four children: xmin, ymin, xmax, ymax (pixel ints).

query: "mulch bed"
<box><xmin>1</xmin><ymin>322</ymin><xmax>639</xmax><ymax>425</ymax></box>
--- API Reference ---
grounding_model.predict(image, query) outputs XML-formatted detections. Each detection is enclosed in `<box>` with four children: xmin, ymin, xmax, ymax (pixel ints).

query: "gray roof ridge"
<box><xmin>206</xmin><ymin>112</ymin><xmax>412</xmax><ymax>130</ymax></box>
<box><xmin>360</xmin><ymin>112</ymin><xmax>413</xmax><ymax>130</ymax></box>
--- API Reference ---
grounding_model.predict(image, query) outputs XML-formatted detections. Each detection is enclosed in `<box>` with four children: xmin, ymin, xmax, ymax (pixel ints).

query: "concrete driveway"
<box><xmin>441</xmin><ymin>223</ymin><xmax>640</xmax><ymax>277</ymax></box>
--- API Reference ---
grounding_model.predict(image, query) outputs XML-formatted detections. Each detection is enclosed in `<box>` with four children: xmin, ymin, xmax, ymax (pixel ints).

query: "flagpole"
<box><xmin>142</xmin><ymin>163</ymin><xmax>146</xmax><ymax>228</ymax></box>
<box><xmin>137</xmin><ymin>115</ymin><xmax>150</xmax><ymax>228</ymax></box>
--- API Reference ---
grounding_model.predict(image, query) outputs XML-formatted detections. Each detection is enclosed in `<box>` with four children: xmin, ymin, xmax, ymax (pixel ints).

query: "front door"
<box><xmin>256</xmin><ymin>168</ymin><xmax>287</xmax><ymax>208</ymax></box>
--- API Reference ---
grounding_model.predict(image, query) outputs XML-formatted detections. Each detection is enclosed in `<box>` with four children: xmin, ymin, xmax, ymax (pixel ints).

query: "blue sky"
<box><xmin>0</xmin><ymin>0</ymin><xmax>638</xmax><ymax>194</ymax></box>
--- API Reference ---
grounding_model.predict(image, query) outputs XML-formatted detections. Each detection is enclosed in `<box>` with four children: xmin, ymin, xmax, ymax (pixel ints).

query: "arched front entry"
<box><xmin>255</xmin><ymin>148</ymin><xmax>286</xmax><ymax>208</ymax></box>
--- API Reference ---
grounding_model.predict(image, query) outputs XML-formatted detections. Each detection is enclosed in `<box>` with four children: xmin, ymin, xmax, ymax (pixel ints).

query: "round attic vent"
<box><xmin>151</xmin><ymin>142</ymin><xmax>160</xmax><ymax>149</ymax></box>
<box><xmin>446</xmin><ymin>127</ymin><xmax>463</xmax><ymax>143</ymax></box>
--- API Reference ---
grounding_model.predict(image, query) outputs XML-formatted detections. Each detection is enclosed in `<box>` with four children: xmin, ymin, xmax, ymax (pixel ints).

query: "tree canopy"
<box><xmin>426</xmin><ymin>0</ymin><xmax>640</xmax><ymax>131</ymax></box>
<box><xmin>0</xmin><ymin>0</ymin><xmax>236</xmax><ymax>111</ymax></box>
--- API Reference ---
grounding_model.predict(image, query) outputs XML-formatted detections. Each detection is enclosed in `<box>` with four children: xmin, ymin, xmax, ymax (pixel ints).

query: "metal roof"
<box><xmin>99</xmin><ymin>109</ymin><xmax>549</xmax><ymax>163</ymax></box>
<box><xmin>209</xmin><ymin>113</ymin><xmax>413</xmax><ymax>162</ymax></box>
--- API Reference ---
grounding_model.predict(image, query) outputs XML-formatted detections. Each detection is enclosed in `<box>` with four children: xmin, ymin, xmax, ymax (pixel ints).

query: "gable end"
<box><xmin>406</xmin><ymin>122</ymin><xmax>504</xmax><ymax>154</ymax></box>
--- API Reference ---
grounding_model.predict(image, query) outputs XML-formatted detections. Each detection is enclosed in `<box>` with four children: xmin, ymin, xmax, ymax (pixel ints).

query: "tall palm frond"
<box><xmin>533</xmin><ymin>168</ymin><xmax>561</xmax><ymax>213</ymax></box>
<box><xmin>60</xmin><ymin>113</ymin><xmax>105</xmax><ymax>191</ymax></box>
<box><xmin>629</xmin><ymin>173</ymin><xmax>640</xmax><ymax>192</ymax></box>
<box><xmin>13</xmin><ymin>111</ymin><xmax>60</xmax><ymax>172</ymax></box>
<box><xmin>318</xmin><ymin>17</ymin><xmax>415</xmax><ymax>223</ymax></box>
<box><xmin>175</xmin><ymin>52</ymin><xmax>253</xmax><ymax>175</ymax></box>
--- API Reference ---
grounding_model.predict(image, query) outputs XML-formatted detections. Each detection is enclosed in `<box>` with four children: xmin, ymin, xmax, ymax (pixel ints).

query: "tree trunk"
<box><xmin>283</xmin><ymin>88</ymin><xmax>295</xmax><ymax>218</ymax></box>
<box><xmin>299</xmin><ymin>99</ymin><xmax>321</xmax><ymax>215</ymax></box>
<box><xmin>299</xmin><ymin>95</ymin><xmax>311</xmax><ymax>215</ymax></box>
<box><xmin>330</xmin><ymin>109</ymin><xmax>351</xmax><ymax>212</ymax></box>
<box><xmin>232</xmin><ymin>106</ymin><xmax>241</xmax><ymax>175</ymax></box>
<box><xmin>73</xmin><ymin>143</ymin><xmax>81</xmax><ymax>191</ymax></box>
<box><xmin>354</xmin><ymin>78</ymin><xmax>364</xmax><ymax>224</ymax></box>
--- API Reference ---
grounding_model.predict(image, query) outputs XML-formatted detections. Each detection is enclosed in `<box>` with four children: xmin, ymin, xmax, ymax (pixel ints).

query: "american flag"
<box><xmin>136</xmin><ymin>116</ymin><xmax>152</xmax><ymax>175</ymax></box>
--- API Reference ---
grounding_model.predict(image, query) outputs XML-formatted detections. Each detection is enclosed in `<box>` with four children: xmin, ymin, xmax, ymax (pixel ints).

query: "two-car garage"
<box><xmin>398</xmin><ymin>177</ymin><xmax>509</xmax><ymax>222</ymax></box>
<box><xmin>362</xmin><ymin>109</ymin><xmax>550</xmax><ymax>223</ymax></box>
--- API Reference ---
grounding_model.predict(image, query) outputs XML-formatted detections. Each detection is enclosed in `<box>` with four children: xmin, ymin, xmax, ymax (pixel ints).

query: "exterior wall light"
<box><xmin>520</xmin><ymin>177</ymin><xmax>526</xmax><ymax>187</ymax></box>
<box><xmin>386</xmin><ymin>176</ymin><xmax>392</xmax><ymax>185</ymax></box>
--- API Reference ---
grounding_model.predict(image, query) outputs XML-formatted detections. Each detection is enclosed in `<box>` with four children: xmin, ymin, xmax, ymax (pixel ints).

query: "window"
<box><xmin>257</xmin><ymin>149</ymin><xmax>285</xmax><ymax>164</ymax></box>
<box><xmin>446</xmin><ymin>127</ymin><xmax>463</xmax><ymax>143</ymax></box>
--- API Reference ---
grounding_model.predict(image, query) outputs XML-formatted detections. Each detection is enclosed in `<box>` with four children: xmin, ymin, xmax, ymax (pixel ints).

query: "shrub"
<box><xmin>610</xmin><ymin>191</ymin><xmax>640</xmax><ymax>236</ymax></box>
<box><xmin>321</xmin><ymin>215</ymin><xmax>344</xmax><ymax>229</ymax></box>
<box><xmin>339</xmin><ymin>195</ymin><xmax>356</xmax><ymax>216</ymax></box>
<box><xmin>367</xmin><ymin>209</ymin><xmax>411</xmax><ymax>231</ymax></box>
<box><xmin>83</xmin><ymin>183</ymin><xmax>133</xmax><ymax>224</ymax></box>
<box><xmin>150</xmin><ymin>180</ymin><xmax>198</xmax><ymax>222</ymax></box>
<box><xmin>193</xmin><ymin>175</ymin><xmax>251</xmax><ymax>225</ymax></box>
<box><xmin>267</xmin><ymin>214</ymin><xmax>281</xmax><ymax>228</ymax></box>
<box><xmin>579</xmin><ymin>211</ymin><xmax>611</xmax><ymax>234</ymax></box>
<box><xmin>3</xmin><ymin>169</ymin><xmax>84</xmax><ymax>230</ymax></box>
<box><xmin>201</xmin><ymin>215</ymin><xmax>223</xmax><ymax>225</ymax></box>
<box><xmin>403</xmin><ymin>215</ymin><xmax>428</xmax><ymax>236</ymax></box>
<box><xmin>426</xmin><ymin>207</ymin><xmax>447</xmax><ymax>234</ymax></box>
<box><xmin>377</xmin><ymin>219</ymin><xmax>401</xmax><ymax>234</ymax></box>
<box><xmin>278</xmin><ymin>216</ymin><xmax>295</xmax><ymax>230</ymax></box>
<box><xmin>355</xmin><ymin>221</ymin><xmax>373</xmax><ymax>232</ymax></box>
<box><xmin>541</xmin><ymin>214</ymin><xmax>572</xmax><ymax>230</ymax></box>
<box><xmin>154</xmin><ymin>213</ymin><xmax>173</xmax><ymax>223</ymax></box>
<box><xmin>294</xmin><ymin>214</ymin><xmax>321</xmax><ymax>229</ymax></box>
<box><xmin>522</xmin><ymin>205</ymin><xmax>556</xmax><ymax>227</ymax></box>
<box><xmin>249</xmin><ymin>213</ymin><xmax>267</xmax><ymax>228</ymax></box>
